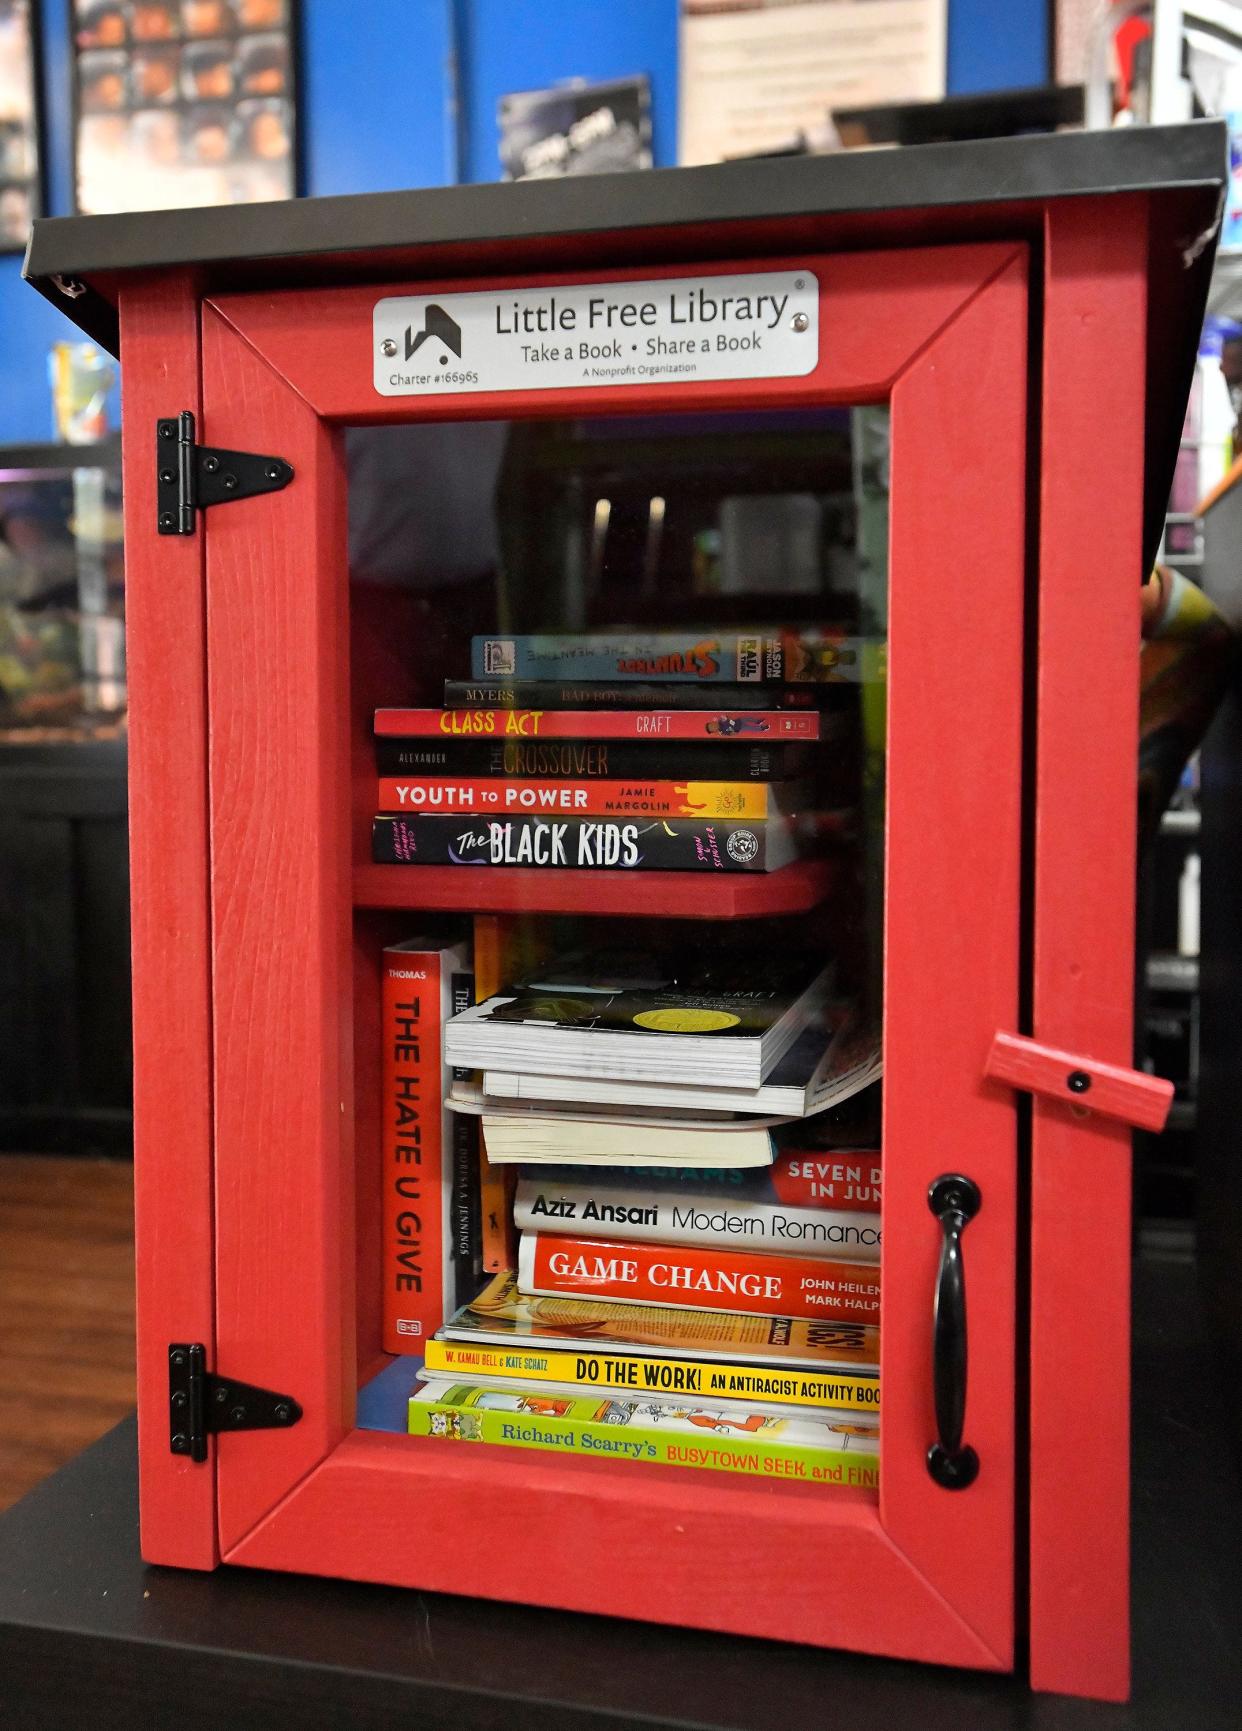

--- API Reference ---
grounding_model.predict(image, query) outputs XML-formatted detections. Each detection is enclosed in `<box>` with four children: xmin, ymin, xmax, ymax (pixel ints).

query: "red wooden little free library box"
<box><xmin>25</xmin><ymin>121</ymin><xmax>1223</xmax><ymax>1703</ymax></box>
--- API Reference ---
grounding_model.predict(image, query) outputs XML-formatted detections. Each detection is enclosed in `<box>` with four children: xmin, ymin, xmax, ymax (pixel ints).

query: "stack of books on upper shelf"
<box><xmin>370</xmin><ymin>628</ymin><xmax>871</xmax><ymax>875</ymax></box>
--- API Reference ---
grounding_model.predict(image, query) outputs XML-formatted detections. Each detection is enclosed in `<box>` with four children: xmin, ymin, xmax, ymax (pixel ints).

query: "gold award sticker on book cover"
<box><xmin>632</xmin><ymin>1009</ymin><xmax>741</xmax><ymax>1033</ymax></box>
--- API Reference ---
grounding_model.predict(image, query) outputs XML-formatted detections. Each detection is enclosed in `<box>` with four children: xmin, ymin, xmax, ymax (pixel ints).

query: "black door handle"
<box><xmin>927</xmin><ymin>1173</ymin><xmax>981</xmax><ymax>1489</ymax></box>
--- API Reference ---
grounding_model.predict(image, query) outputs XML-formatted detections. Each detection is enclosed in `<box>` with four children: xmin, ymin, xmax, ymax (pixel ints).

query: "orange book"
<box><xmin>381</xmin><ymin>939</ymin><xmax>468</xmax><ymax>1353</ymax></box>
<box><xmin>472</xmin><ymin>915</ymin><xmax>516</xmax><ymax>1273</ymax></box>
<box><xmin>516</xmin><ymin>1233</ymin><xmax>880</xmax><ymax>1324</ymax></box>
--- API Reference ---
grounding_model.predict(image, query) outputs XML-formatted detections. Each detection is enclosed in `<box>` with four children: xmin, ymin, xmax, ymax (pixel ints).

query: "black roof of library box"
<box><xmin>24</xmin><ymin>121</ymin><xmax>1228</xmax><ymax>568</ymax></box>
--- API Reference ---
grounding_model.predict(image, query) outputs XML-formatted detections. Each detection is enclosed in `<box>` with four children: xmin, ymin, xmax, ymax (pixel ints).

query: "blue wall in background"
<box><xmin>0</xmin><ymin>0</ymin><xmax>1047</xmax><ymax>443</ymax></box>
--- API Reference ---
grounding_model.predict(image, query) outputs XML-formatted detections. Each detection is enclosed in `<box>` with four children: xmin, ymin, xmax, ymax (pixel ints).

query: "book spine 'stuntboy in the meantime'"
<box><xmin>375</xmin><ymin>738</ymin><xmax>810</xmax><ymax>780</ymax></box>
<box><xmin>443</xmin><ymin>679</ymin><xmax>821</xmax><ymax>711</ymax></box>
<box><xmin>517</xmin><ymin>1233</ymin><xmax>881</xmax><ymax>1323</ymax></box>
<box><xmin>372</xmin><ymin>814</ymin><xmax>796</xmax><ymax>872</ymax></box>
<box><xmin>376</xmin><ymin>778</ymin><xmax>790</xmax><ymax>819</ymax></box>
<box><xmin>374</xmin><ymin>708</ymin><xmax>821</xmax><ymax>740</ymax></box>
<box><xmin>513</xmin><ymin>1178</ymin><xmax>881</xmax><ymax>1262</ymax></box>
<box><xmin>421</xmin><ymin>1339</ymin><xmax>881</xmax><ymax>1413</ymax></box>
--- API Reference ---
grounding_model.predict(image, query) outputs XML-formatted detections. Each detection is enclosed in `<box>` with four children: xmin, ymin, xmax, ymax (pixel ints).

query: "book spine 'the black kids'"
<box><xmin>375</xmin><ymin>738</ymin><xmax>813</xmax><ymax>781</ymax></box>
<box><xmin>372</xmin><ymin>814</ymin><xmax>799</xmax><ymax>872</ymax></box>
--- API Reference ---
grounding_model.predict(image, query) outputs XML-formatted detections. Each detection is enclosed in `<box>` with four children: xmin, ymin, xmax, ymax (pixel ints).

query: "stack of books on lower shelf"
<box><xmin>370</xmin><ymin>628</ymin><xmax>864</xmax><ymax>876</ymax></box>
<box><xmin>385</xmin><ymin>935</ymin><xmax>884</xmax><ymax>1485</ymax></box>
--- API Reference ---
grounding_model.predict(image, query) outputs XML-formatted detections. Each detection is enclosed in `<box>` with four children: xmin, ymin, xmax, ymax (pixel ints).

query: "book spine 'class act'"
<box><xmin>376</xmin><ymin>778</ymin><xmax>791</xmax><ymax>819</ymax></box>
<box><xmin>376</xmin><ymin>738</ymin><xmax>810</xmax><ymax>780</ymax></box>
<box><xmin>374</xmin><ymin>708</ymin><xmax>821</xmax><ymax>740</ymax></box>
<box><xmin>470</xmin><ymin>633</ymin><xmax>871</xmax><ymax>685</ymax></box>
<box><xmin>513</xmin><ymin>1178</ymin><xmax>881</xmax><ymax>1262</ymax></box>
<box><xmin>382</xmin><ymin>944</ymin><xmax>462</xmax><ymax>1352</ymax></box>
<box><xmin>408</xmin><ymin>1383</ymin><xmax>879</xmax><ymax>1487</ymax></box>
<box><xmin>421</xmin><ymin>1339</ymin><xmax>881</xmax><ymax>1413</ymax></box>
<box><xmin>517</xmin><ymin>1233</ymin><xmax>882</xmax><ymax>1323</ymax></box>
<box><xmin>372</xmin><ymin>814</ymin><xmax>797</xmax><ymax>872</ymax></box>
<box><xmin>443</xmin><ymin>679</ymin><xmax>820</xmax><ymax>711</ymax></box>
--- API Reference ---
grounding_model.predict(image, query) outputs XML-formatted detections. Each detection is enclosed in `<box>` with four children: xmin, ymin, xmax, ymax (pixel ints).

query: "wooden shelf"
<box><xmin>352</xmin><ymin>856</ymin><xmax>836</xmax><ymax>919</ymax></box>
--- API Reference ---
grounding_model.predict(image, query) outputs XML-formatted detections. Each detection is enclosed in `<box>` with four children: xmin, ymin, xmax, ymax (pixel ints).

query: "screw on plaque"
<box><xmin>792</xmin><ymin>312</ymin><xmax>810</xmax><ymax>333</ymax></box>
<box><xmin>380</xmin><ymin>338</ymin><xmax>398</xmax><ymax>357</ymax></box>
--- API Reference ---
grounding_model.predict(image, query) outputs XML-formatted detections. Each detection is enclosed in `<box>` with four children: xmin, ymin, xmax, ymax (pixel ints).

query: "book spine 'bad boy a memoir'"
<box><xmin>517</xmin><ymin>1233</ymin><xmax>881</xmax><ymax>1323</ymax></box>
<box><xmin>373</xmin><ymin>814</ymin><xmax>798</xmax><ymax>872</ymax></box>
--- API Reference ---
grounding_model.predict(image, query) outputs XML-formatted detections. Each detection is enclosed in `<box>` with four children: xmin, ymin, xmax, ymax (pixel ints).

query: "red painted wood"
<box><xmin>352</xmin><ymin>857</ymin><xmax>836</xmax><ymax>918</ymax></box>
<box><xmin>201</xmin><ymin>242</ymin><xmax>1028</xmax><ymax>1662</ymax></box>
<box><xmin>207</xmin><ymin>243</ymin><xmax>1024</xmax><ymax>426</ymax></box>
<box><xmin>986</xmin><ymin>1030</ymin><xmax>1173</xmax><ymax>1133</ymax></box>
<box><xmin>225</xmin><ymin>1429</ymin><xmax>1003</xmax><ymax>1671</ymax></box>
<box><xmin>1027</xmin><ymin>197</ymin><xmax>1150</xmax><ymax>1703</ymax></box>
<box><xmin>879</xmin><ymin>254</ymin><xmax>1027</xmax><ymax>1668</ymax></box>
<box><xmin>119</xmin><ymin>274</ymin><xmax>218</xmax><ymax>1570</ymax></box>
<box><xmin>201</xmin><ymin>304</ymin><xmax>355</xmax><ymax>1554</ymax></box>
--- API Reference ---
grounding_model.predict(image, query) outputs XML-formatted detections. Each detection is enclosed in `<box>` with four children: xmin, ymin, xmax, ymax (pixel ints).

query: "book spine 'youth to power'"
<box><xmin>421</xmin><ymin>1338</ymin><xmax>881</xmax><ymax>1413</ymax></box>
<box><xmin>381</xmin><ymin>942</ymin><xmax>465</xmax><ymax>1352</ymax></box>
<box><xmin>372</xmin><ymin>814</ymin><xmax>799</xmax><ymax>872</ymax></box>
<box><xmin>375</xmin><ymin>737</ymin><xmax>811</xmax><ymax>780</ymax></box>
<box><xmin>513</xmin><ymin>1177</ymin><xmax>881</xmax><ymax>1262</ymax></box>
<box><xmin>374</xmin><ymin>708</ymin><xmax>821</xmax><ymax>740</ymax></box>
<box><xmin>443</xmin><ymin>679</ymin><xmax>820</xmax><ymax>710</ymax></box>
<box><xmin>375</xmin><ymin>778</ymin><xmax>794</xmax><ymax>819</ymax></box>
<box><xmin>517</xmin><ymin>1233</ymin><xmax>881</xmax><ymax>1323</ymax></box>
<box><xmin>408</xmin><ymin>1379</ymin><xmax>879</xmax><ymax>1487</ymax></box>
<box><xmin>470</xmin><ymin>632</ymin><xmax>872</xmax><ymax>685</ymax></box>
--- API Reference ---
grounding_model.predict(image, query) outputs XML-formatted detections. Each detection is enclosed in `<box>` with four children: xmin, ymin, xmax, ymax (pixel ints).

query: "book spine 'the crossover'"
<box><xmin>517</xmin><ymin>1233</ymin><xmax>881</xmax><ymax>1323</ymax></box>
<box><xmin>372</xmin><ymin>814</ymin><xmax>797</xmax><ymax>872</ymax></box>
<box><xmin>375</xmin><ymin>738</ymin><xmax>811</xmax><ymax>780</ymax></box>
<box><xmin>513</xmin><ymin>1178</ymin><xmax>881</xmax><ymax>1262</ymax></box>
<box><xmin>421</xmin><ymin>1338</ymin><xmax>881</xmax><ymax>1413</ymax></box>
<box><xmin>382</xmin><ymin>944</ymin><xmax>461</xmax><ymax>1353</ymax></box>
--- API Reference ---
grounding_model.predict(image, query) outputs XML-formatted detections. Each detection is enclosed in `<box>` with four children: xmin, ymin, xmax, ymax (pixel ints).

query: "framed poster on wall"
<box><xmin>0</xmin><ymin>0</ymin><xmax>42</xmax><ymax>248</ymax></box>
<box><xmin>72</xmin><ymin>0</ymin><xmax>297</xmax><ymax>216</ymax></box>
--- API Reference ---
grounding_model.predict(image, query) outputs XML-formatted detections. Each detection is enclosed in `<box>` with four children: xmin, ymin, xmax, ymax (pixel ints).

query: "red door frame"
<box><xmin>124</xmin><ymin>240</ymin><xmax>1036</xmax><ymax>1671</ymax></box>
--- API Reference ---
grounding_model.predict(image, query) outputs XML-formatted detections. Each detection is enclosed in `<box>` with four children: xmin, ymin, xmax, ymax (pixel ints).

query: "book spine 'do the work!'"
<box><xmin>517</xmin><ymin>1233</ymin><xmax>881</xmax><ymax>1323</ymax></box>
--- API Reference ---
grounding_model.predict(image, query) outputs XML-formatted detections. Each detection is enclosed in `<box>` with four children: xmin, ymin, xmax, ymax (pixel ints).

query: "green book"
<box><xmin>408</xmin><ymin>1377</ymin><xmax>878</xmax><ymax>1488</ymax></box>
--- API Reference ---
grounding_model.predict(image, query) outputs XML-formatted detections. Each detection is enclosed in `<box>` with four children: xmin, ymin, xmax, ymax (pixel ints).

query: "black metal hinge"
<box><xmin>169</xmin><ymin>1343</ymin><xmax>302</xmax><ymax>1463</ymax></box>
<box><xmin>157</xmin><ymin>410</ymin><xmax>293</xmax><ymax>536</ymax></box>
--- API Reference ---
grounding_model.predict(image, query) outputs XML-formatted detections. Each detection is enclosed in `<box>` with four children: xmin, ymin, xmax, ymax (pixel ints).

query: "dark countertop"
<box><xmin>0</xmin><ymin>1251</ymin><xmax>1238</xmax><ymax>1731</ymax></box>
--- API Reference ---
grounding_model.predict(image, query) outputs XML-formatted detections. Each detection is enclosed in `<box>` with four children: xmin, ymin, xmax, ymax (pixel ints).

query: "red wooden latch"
<box><xmin>984</xmin><ymin>1031</ymin><xmax>1174</xmax><ymax>1132</ymax></box>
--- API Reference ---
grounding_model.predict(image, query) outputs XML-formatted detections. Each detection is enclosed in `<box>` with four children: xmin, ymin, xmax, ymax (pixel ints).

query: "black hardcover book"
<box><xmin>375</xmin><ymin>737</ymin><xmax>813</xmax><ymax>780</ymax></box>
<box><xmin>372</xmin><ymin>813</ymin><xmax>806</xmax><ymax>872</ymax></box>
<box><xmin>442</xmin><ymin>679</ymin><xmax>819</xmax><ymax>711</ymax></box>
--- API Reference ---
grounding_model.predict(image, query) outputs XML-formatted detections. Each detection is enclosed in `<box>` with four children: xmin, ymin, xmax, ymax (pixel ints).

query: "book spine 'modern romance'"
<box><xmin>517</xmin><ymin>1233</ymin><xmax>881</xmax><ymax>1324</ymax></box>
<box><xmin>421</xmin><ymin>1338</ymin><xmax>881</xmax><ymax>1413</ymax></box>
<box><xmin>513</xmin><ymin>1177</ymin><xmax>880</xmax><ymax>1262</ymax></box>
<box><xmin>376</xmin><ymin>778</ymin><xmax>793</xmax><ymax>819</ymax></box>
<box><xmin>381</xmin><ymin>944</ymin><xmax>461</xmax><ymax>1353</ymax></box>
<box><xmin>372</xmin><ymin>814</ymin><xmax>798</xmax><ymax>873</ymax></box>
<box><xmin>374</xmin><ymin>708</ymin><xmax>821</xmax><ymax>741</ymax></box>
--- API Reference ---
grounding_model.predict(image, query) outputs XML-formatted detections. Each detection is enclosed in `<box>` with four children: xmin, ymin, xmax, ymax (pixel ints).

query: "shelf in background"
<box><xmin>353</xmin><ymin>856</ymin><xmax>837</xmax><ymax>919</ymax></box>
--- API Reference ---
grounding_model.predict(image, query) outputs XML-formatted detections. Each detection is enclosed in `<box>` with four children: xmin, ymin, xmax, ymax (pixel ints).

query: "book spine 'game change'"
<box><xmin>408</xmin><ymin>1379</ymin><xmax>879</xmax><ymax>1487</ymax></box>
<box><xmin>374</xmin><ymin>708</ymin><xmax>822</xmax><ymax>740</ymax></box>
<box><xmin>372</xmin><ymin>814</ymin><xmax>801</xmax><ymax>872</ymax></box>
<box><xmin>517</xmin><ymin>1234</ymin><xmax>881</xmax><ymax>1323</ymax></box>
<box><xmin>381</xmin><ymin>940</ymin><xmax>468</xmax><ymax>1352</ymax></box>
<box><xmin>421</xmin><ymin>1339</ymin><xmax>881</xmax><ymax>1413</ymax></box>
